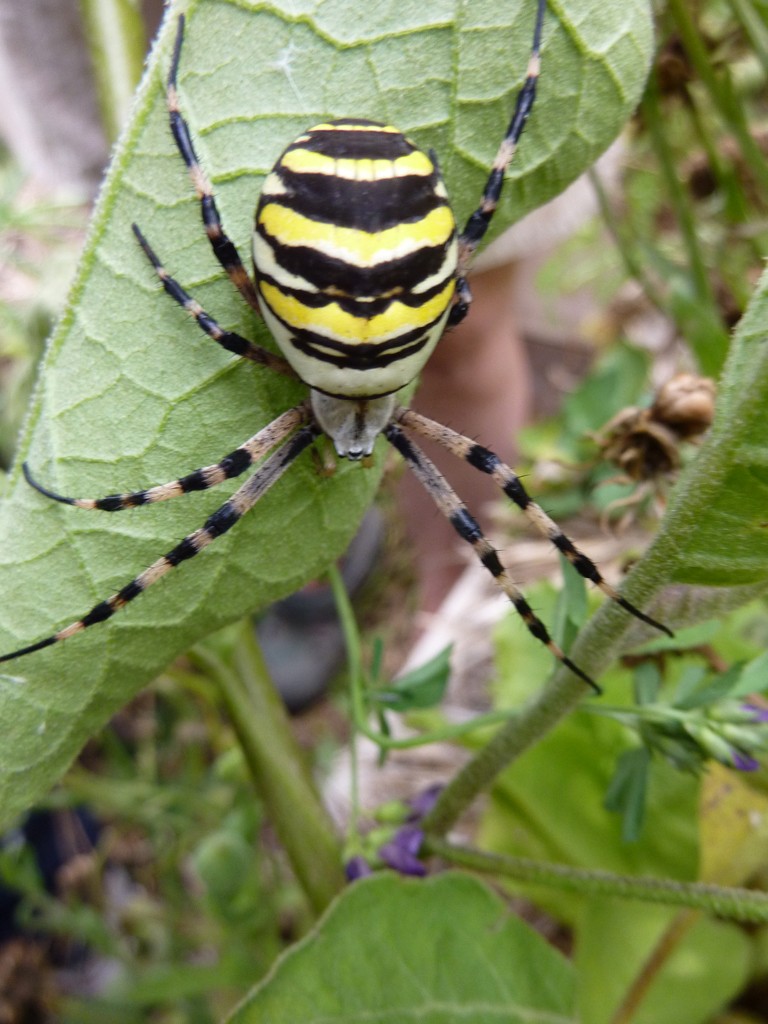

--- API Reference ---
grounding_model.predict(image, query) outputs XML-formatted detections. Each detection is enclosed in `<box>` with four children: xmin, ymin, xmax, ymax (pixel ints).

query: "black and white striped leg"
<box><xmin>449</xmin><ymin>0</ymin><xmax>546</xmax><ymax>327</ymax></box>
<box><xmin>132</xmin><ymin>224</ymin><xmax>295</xmax><ymax>378</ymax></box>
<box><xmin>167</xmin><ymin>14</ymin><xmax>260</xmax><ymax>312</ymax></box>
<box><xmin>0</xmin><ymin>423</ymin><xmax>320</xmax><ymax>664</ymax></box>
<box><xmin>396</xmin><ymin>407</ymin><xmax>672</xmax><ymax>638</ymax></box>
<box><xmin>385</xmin><ymin>422</ymin><xmax>599</xmax><ymax>691</ymax></box>
<box><xmin>22</xmin><ymin>405</ymin><xmax>309</xmax><ymax>513</ymax></box>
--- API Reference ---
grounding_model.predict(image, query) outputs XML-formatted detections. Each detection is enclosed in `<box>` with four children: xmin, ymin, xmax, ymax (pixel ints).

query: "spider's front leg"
<box><xmin>132</xmin><ymin>225</ymin><xmax>295</xmax><ymax>378</ymax></box>
<box><xmin>166</xmin><ymin>13</ymin><xmax>261</xmax><ymax>312</ymax></box>
<box><xmin>448</xmin><ymin>0</ymin><xmax>545</xmax><ymax>329</ymax></box>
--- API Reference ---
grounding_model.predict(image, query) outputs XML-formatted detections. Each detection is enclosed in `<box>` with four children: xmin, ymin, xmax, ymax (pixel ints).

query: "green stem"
<box><xmin>641</xmin><ymin>76</ymin><xmax>730</xmax><ymax>375</ymax></box>
<box><xmin>425</xmin><ymin>839</ymin><xmax>768</xmax><ymax>923</ymax></box>
<box><xmin>682</xmin><ymin>86</ymin><xmax>749</xmax><ymax>234</ymax></box>
<box><xmin>328</xmin><ymin>565</ymin><xmax>368</xmax><ymax>729</ymax></box>
<box><xmin>641</xmin><ymin>80</ymin><xmax>714</xmax><ymax>311</ymax></box>
<box><xmin>730</xmin><ymin>0</ymin><xmax>768</xmax><ymax>80</ymax></box>
<box><xmin>328</xmin><ymin>564</ymin><xmax>527</xmax><ymax>750</ymax></box>
<box><xmin>192</xmin><ymin>624</ymin><xmax>345</xmax><ymax>915</ymax></box>
<box><xmin>79</xmin><ymin>0</ymin><xmax>146</xmax><ymax>143</ymax></box>
<box><xmin>666</xmin><ymin>0</ymin><xmax>768</xmax><ymax>195</ymax></box>
<box><xmin>587</xmin><ymin>168</ymin><xmax>666</xmax><ymax>313</ymax></box>
<box><xmin>610</xmin><ymin>913</ymin><xmax>698</xmax><ymax>1024</ymax></box>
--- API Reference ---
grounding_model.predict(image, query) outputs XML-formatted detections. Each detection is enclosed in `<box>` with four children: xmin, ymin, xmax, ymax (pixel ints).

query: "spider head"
<box><xmin>310</xmin><ymin>391</ymin><xmax>395</xmax><ymax>461</ymax></box>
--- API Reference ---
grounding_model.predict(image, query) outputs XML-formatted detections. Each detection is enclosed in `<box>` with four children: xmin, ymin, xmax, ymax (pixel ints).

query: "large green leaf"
<box><xmin>0</xmin><ymin>0</ymin><xmax>653</xmax><ymax>828</ymax></box>
<box><xmin>227</xmin><ymin>872</ymin><xmax>575</xmax><ymax>1023</ymax></box>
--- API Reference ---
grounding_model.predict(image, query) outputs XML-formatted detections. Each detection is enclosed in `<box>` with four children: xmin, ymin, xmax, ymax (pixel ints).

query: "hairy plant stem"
<box><xmin>420</xmin><ymin>540</ymin><xmax>675</xmax><ymax>837</ymax></box>
<box><xmin>426</xmin><ymin>839</ymin><xmax>768</xmax><ymax>923</ymax></box>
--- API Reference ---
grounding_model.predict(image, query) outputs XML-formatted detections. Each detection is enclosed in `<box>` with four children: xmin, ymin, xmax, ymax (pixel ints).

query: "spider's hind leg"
<box><xmin>0</xmin><ymin>417</ymin><xmax>319</xmax><ymax>665</ymax></box>
<box><xmin>396</xmin><ymin>407</ymin><xmax>672</xmax><ymax>638</ymax></box>
<box><xmin>21</xmin><ymin>405</ymin><xmax>309</xmax><ymax>513</ymax></box>
<box><xmin>385</xmin><ymin>422</ymin><xmax>600</xmax><ymax>691</ymax></box>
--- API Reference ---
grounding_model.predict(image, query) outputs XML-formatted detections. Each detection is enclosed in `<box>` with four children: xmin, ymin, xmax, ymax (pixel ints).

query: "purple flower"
<box><xmin>731</xmin><ymin>750</ymin><xmax>760</xmax><ymax>772</ymax></box>
<box><xmin>743</xmin><ymin>703</ymin><xmax>768</xmax><ymax>723</ymax></box>
<box><xmin>406</xmin><ymin>784</ymin><xmax>443</xmax><ymax>822</ymax></box>
<box><xmin>379</xmin><ymin>825</ymin><xmax>426</xmax><ymax>876</ymax></box>
<box><xmin>345</xmin><ymin>855</ymin><xmax>373</xmax><ymax>882</ymax></box>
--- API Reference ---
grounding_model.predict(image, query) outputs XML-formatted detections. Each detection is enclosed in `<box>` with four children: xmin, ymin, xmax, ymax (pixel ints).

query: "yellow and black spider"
<box><xmin>0</xmin><ymin>0</ymin><xmax>670</xmax><ymax>687</ymax></box>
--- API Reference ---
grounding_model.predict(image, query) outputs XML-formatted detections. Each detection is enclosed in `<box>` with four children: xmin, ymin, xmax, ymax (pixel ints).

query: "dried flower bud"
<box><xmin>651</xmin><ymin>373</ymin><xmax>716</xmax><ymax>439</ymax></box>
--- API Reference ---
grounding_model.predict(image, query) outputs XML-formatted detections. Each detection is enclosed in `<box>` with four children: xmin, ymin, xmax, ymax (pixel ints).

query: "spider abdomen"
<box><xmin>253</xmin><ymin>119</ymin><xmax>458</xmax><ymax>398</ymax></box>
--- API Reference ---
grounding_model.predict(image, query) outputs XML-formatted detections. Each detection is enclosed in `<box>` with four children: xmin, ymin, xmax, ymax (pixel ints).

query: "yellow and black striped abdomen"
<box><xmin>252</xmin><ymin>119</ymin><xmax>457</xmax><ymax>398</ymax></box>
